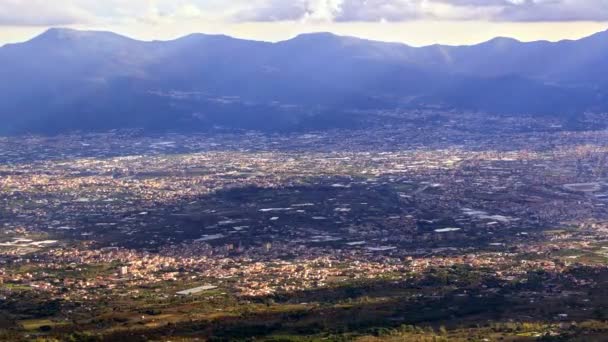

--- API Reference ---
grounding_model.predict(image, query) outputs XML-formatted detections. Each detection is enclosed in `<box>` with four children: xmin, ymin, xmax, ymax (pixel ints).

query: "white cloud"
<box><xmin>0</xmin><ymin>0</ymin><xmax>607</xmax><ymax>27</ymax></box>
<box><xmin>336</xmin><ymin>0</ymin><xmax>424</xmax><ymax>22</ymax></box>
<box><xmin>0</xmin><ymin>0</ymin><xmax>92</xmax><ymax>26</ymax></box>
<box><xmin>497</xmin><ymin>0</ymin><xmax>608</xmax><ymax>22</ymax></box>
<box><xmin>307</xmin><ymin>0</ymin><xmax>343</xmax><ymax>21</ymax></box>
<box><xmin>238</xmin><ymin>0</ymin><xmax>608</xmax><ymax>22</ymax></box>
<box><xmin>237</xmin><ymin>0</ymin><xmax>424</xmax><ymax>22</ymax></box>
<box><xmin>0</xmin><ymin>0</ymin><xmax>240</xmax><ymax>26</ymax></box>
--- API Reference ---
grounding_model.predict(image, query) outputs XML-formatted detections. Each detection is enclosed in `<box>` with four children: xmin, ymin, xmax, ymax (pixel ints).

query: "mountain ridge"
<box><xmin>20</xmin><ymin>27</ymin><xmax>608</xmax><ymax>48</ymax></box>
<box><xmin>1</xmin><ymin>27</ymin><xmax>607</xmax><ymax>135</ymax></box>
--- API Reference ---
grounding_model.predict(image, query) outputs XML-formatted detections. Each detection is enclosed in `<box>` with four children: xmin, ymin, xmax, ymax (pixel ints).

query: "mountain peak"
<box><xmin>179</xmin><ymin>32</ymin><xmax>230</xmax><ymax>40</ymax></box>
<box><xmin>39</xmin><ymin>27</ymin><xmax>91</xmax><ymax>38</ymax></box>
<box><xmin>43</xmin><ymin>27</ymin><xmax>74</xmax><ymax>34</ymax></box>
<box><xmin>31</xmin><ymin>27</ymin><xmax>133</xmax><ymax>44</ymax></box>
<box><xmin>280</xmin><ymin>32</ymin><xmax>368</xmax><ymax>47</ymax></box>
<box><xmin>296</xmin><ymin>32</ymin><xmax>338</xmax><ymax>38</ymax></box>
<box><xmin>173</xmin><ymin>32</ymin><xmax>244</xmax><ymax>44</ymax></box>
<box><xmin>289</xmin><ymin>32</ymin><xmax>343</xmax><ymax>42</ymax></box>
<box><xmin>33</xmin><ymin>27</ymin><xmax>76</xmax><ymax>41</ymax></box>
<box><xmin>482</xmin><ymin>36</ymin><xmax>521</xmax><ymax>46</ymax></box>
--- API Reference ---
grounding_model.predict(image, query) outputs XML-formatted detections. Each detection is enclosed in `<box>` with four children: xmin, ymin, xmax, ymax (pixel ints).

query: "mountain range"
<box><xmin>1</xmin><ymin>28</ymin><xmax>608</xmax><ymax>134</ymax></box>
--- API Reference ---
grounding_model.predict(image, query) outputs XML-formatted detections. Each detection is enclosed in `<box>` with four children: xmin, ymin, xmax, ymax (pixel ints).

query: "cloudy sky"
<box><xmin>1</xmin><ymin>0</ymin><xmax>607</xmax><ymax>46</ymax></box>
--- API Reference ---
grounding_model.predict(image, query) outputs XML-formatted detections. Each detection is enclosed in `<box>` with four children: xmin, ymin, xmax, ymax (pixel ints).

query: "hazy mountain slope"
<box><xmin>0</xmin><ymin>28</ymin><xmax>607</xmax><ymax>134</ymax></box>
<box><xmin>434</xmin><ymin>30</ymin><xmax>608</xmax><ymax>85</ymax></box>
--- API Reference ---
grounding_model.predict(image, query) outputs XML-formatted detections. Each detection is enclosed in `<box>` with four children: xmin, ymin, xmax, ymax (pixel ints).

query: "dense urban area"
<box><xmin>2</xmin><ymin>111</ymin><xmax>608</xmax><ymax>341</ymax></box>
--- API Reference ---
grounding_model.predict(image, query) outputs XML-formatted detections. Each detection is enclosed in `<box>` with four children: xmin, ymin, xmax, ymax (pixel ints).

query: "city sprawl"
<box><xmin>3</xmin><ymin>111</ymin><xmax>608</xmax><ymax>340</ymax></box>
